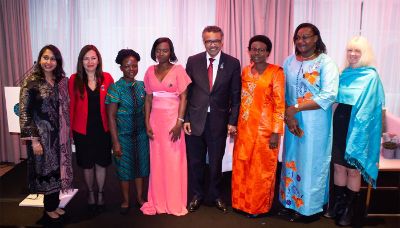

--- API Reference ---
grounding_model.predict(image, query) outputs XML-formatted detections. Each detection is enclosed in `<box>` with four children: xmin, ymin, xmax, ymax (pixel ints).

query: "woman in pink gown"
<box><xmin>140</xmin><ymin>37</ymin><xmax>191</xmax><ymax>216</ymax></box>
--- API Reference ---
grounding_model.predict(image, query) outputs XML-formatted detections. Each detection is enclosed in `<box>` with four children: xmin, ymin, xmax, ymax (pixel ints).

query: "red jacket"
<box><xmin>68</xmin><ymin>72</ymin><xmax>114</xmax><ymax>135</ymax></box>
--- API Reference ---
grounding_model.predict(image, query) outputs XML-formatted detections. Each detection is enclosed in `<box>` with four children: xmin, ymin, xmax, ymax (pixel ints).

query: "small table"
<box><xmin>365</xmin><ymin>154</ymin><xmax>400</xmax><ymax>217</ymax></box>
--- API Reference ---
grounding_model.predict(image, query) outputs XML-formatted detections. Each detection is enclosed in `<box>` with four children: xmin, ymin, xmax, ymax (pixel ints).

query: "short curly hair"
<box><xmin>248</xmin><ymin>35</ymin><xmax>272</xmax><ymax>53</ymax></box>
<box><xmin>115</xmin><ymin>49</ymin><xmax>141</xmax><ymax>65</ymax></box>
<box><xmin>202</xmin><ymin>26</ymin><xmax>224</xmax><ymax>38</ymax></box>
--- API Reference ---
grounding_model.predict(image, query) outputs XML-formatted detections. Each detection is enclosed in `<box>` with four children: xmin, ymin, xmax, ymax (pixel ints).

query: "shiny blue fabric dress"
<box><xmin>279</xmin><ymin>54</ymin><xmax>339</xmax><ymax>216</ymax></box>
<box><xmin>337</xmin><ymin>66</ymin><xmax>385</xmax><ymax>187</ymax></box>
<box><xmin>106</xmin><ymin>79</ymin><xmax>149</xmax><ymax>180</ymax></box>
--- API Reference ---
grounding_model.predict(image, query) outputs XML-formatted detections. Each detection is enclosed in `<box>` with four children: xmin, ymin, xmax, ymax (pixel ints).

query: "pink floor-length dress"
<box><xmin>140</xmin><ymin>64</ymin><xmax>191</xmax><ymax>216</ymax></box>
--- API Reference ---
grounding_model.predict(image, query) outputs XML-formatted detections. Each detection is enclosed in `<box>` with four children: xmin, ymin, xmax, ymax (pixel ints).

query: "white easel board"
<box><xmin>4</xmin><ymin>87</ymin><xmax>21</xmax><ymax>133</ymax></box>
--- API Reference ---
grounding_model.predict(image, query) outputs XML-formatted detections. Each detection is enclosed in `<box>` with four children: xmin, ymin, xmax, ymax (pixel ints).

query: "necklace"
<box><xmin>301</xmin><ymin>53</ymin><xmax>316</xmax><ymax>61</ymax></box>
<box><xmin>295</xmin><ymin>61</ymin><xmax>304</xmax><ymax>98</ymax></box>
<box><xmin>88</xmin><ymin>78</ymin><xmax>96</xmax><ymax>86</ymax></box>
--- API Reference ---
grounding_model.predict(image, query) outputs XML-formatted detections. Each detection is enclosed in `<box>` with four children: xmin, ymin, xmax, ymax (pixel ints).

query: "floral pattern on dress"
<box><xmin>304</xmin><ymin>71</ymin><xmax>319</xmax><ymax>85</ymax></box>
<box><xmin>240</xmin><ymin>75</ymin><xmax>258</xmax><ymax>121</ymax></box>
<box><xmin>280</xmin><ymin>160</ymin><xmax>304</xmax><ymax>209</ymax></box>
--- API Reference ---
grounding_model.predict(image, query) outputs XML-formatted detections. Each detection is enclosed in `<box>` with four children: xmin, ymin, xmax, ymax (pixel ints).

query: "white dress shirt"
<box><xmin>206</xmin><ymin>51</ymin><xmax>221</xmax><ymax>112</ymax></box>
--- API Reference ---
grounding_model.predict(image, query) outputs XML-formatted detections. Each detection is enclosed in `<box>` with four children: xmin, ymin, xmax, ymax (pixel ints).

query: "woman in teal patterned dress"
<box><xmin>106</xmin><ymin>49</ymin><xmax>149</xmax><ymax>214</ymax></box>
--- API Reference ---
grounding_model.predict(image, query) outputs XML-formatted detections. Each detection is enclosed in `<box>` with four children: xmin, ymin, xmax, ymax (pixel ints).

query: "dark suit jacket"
<box><xmin>185</xmin><ymin>51</ymin><xmax>241</xmax><ymax>138</ymax></box>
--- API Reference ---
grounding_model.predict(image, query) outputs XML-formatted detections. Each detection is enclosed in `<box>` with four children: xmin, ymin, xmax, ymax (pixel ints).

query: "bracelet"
<box><xmin>177</xmin><ymin>117</ymin><xmax>184</xmax><ymax>122</ymax></box>
<box><xmin>294</xmin><ymin>103</ymin><xmax>300</xmax><ymax>112</ymax></box>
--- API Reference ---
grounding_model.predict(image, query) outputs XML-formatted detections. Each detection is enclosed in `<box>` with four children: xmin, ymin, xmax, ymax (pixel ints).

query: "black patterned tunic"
<box><xmin>19</xmin><ymin>73</ymin><xmax>66</xmax><ymax>195</ymax></box>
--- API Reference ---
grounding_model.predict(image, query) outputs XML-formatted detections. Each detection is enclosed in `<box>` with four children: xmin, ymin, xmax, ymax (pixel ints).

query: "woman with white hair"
<box><xmin>325</xmin><ymin>36</ymin><xmax>385</xmax><ymax>226</ymax></box>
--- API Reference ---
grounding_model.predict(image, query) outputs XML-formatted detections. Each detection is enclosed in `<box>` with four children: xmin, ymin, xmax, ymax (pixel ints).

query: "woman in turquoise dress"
<box><xmin>278</xmin><ymin>23</ymin><xmax>339</xmax><ymax>222</ymax></box>
<box><xmin>325</xmin><ymin>36</ymin><xmax>385</xmax><ymax>227</ymax></box>
<box><xmin>106</xmin><ymin>49</ymin><xmax>149</xmax><ymax>214</ymax></box>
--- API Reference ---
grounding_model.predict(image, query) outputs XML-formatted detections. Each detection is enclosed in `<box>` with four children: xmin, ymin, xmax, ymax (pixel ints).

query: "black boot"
<box><xmin>324</xmin><ymin>185</ymin><xmax>346</xmax><ymax>218</ymax></box>
<box><xmin>351</xmin><ymin>191</ymin><xmax>365</xmax><ymax>228</ymax></box>
<box><xmin>336</xmin><ymin>188</ymin><xmax>360</xmax><ymax>226</ymax></box>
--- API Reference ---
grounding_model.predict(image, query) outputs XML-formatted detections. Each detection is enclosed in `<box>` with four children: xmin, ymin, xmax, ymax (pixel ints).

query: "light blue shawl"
<box><xmin>337</xmin><ymin>66</ymin><xmax>385</xmax><ymax>187</ymax></box>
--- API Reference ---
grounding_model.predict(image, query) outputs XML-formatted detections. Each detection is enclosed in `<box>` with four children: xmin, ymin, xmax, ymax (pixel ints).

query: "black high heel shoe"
<box><xmin>120</xmin><ymin>205</ymin><xmax>130</xmax><ymax>215</ymax></box>
<box><xmin>135</xmin><ymin>197</ymin><xmax>145</xmax><ymax>208</ymax></box>
<box><xmin>87</xmin><ymin>190</ymin><xmax>96</xmax><ymax>214</ymax></box>
<box><xmin>97</xmin><ymin>191</ymin><xmax>106</xmax><ymax>213</ymax></box>
<box><xmin>289</xmin><ymin>212</ymin><xmax>320</xmax><ymax>223</ymax></box>
<box><xmin>277</xmin><ymin>208</ymin><xmax>293</xmax><ymax>217</ymax></box>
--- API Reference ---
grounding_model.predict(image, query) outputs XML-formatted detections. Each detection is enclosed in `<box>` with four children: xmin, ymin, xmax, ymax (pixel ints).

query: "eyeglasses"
<box><xmin>204</xmin><ymin>39</ymin><xmax>222</xmax><ymax>45</ymax></box>
<box><xmin>155</xmin><ymin>49</ymin><xmax>170</xmax><ymax>54</ymax></box>
<box><xmin>41</xmin><ymin>55</ymin><xmax>56</xmax><ymax>62</ymax></box>
<box><xmin>294</xmin><ymin>34</ymin><xmax>315</xmax><ymax>41</ymax></box>
<box><xmin>249</xmin><ymin>48</ymin><xmax>267</xmax><ymax>53</ymax></box>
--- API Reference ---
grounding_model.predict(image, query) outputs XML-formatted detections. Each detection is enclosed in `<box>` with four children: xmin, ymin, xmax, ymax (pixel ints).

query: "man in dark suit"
<box><xmin>184</xmin><ymin>26</ymin><xmax>241</xmax><ymax>213</ymax></box>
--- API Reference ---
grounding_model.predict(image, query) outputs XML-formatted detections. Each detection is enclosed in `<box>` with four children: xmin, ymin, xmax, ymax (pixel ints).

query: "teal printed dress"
<box><xmin>106</xmin><ymin>79</ymin><xmax>149</xmax><ymax>180</ymax></box>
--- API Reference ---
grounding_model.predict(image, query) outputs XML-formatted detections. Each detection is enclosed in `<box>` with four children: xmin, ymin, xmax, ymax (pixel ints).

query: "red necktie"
<box><xmin>208</xmin><ymin>58</ymin><xmax>215</xmax><ymax>90</ymax></box>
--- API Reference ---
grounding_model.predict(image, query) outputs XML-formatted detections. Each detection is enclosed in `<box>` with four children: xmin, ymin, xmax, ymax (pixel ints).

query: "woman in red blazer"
<box><xmin>68</xmin><ymin>45</ymin><xmax>114</xmax><ymax>213</ymax></box>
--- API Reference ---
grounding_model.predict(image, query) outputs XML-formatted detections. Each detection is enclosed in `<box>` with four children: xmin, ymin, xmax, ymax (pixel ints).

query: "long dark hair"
<box><xmin>74</xmin><ymin>45</ymin><xmax>104</xmax><ymax>98</ymax></box>
<box><xmin>294</xmin><ymin>23</ymin><xmax>327</xmax><ymax>55</ymax></box>
<box><xmin>34</xmin><ymin>45</ymin><xmax>65</xmax><ymax>82</ymax></box>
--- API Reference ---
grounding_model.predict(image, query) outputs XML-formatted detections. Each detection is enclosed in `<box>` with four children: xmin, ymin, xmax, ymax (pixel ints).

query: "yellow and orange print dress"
<box><xmin>231</xmin><ymin>63</ymin><xmax>285</xmax><ymax>215</ymax></box>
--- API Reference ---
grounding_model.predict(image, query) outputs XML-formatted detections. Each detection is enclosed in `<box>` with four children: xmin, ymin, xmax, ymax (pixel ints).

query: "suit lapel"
<box><xmin>197</xmin><ymin>52</ymin><xmax>210</xmax><ymax>93</ymax></box>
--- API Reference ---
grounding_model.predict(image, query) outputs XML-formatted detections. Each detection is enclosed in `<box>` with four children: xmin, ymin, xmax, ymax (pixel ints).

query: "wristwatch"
<box><xmin>294</xmin><ymin>103</ymin><xmax>300</xmax><ymax>111</ymax></box>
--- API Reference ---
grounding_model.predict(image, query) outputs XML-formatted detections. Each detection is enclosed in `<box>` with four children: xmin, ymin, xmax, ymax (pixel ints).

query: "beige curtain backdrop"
<box><xmin>216</xmin><ymin>0</ymin><xmax>294</xmax><ymax>67</ymax></box>
<box><xmin>361</xmin><ymin>0</ymin><xmax>400</xmax><ymax>116</ymax></box>
<box><xmin>28</xmin><ymin>0</ymin><xmax>216</xmax><ymax>81</ymax></box>
<box><xmin>293</xmin><ymin>0</ymin><xmax>400</xmax><ymax>116</ymax></box>
<box><xmin>0</xmin><ymin>0</ymin><xmax>31</xmax><ymax>163</ymax></box>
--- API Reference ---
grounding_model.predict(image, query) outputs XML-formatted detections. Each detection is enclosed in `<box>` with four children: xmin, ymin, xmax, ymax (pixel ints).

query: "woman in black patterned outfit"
<box><xmin>19</xmin><ymin>45</ymin><xmax>73</xmax><ymax>225</ymax></box>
